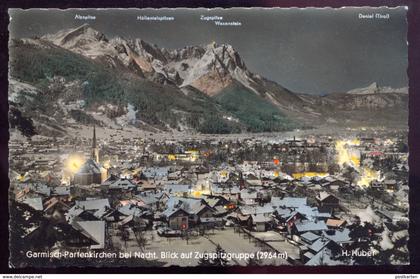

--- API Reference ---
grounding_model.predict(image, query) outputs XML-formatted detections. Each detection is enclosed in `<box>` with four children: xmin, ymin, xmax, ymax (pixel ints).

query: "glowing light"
<box><xmin>292</xmin><ymin>172</ymin><xmax>328</xmax><ymax>179</ymax></box>
<box><xmin>273</xmin><ymin>159</ymin><xmax>280</xmax><ymax>165</ymax></box>
<box><xmin>17</xmin><ymin>173</ymin><xmax>27</xmax><ymax>182</ymax></box>
<box><xmin>335</xmin><ymin>140</ymin><xmax>361</xmax><ymax>168</ymax></box>
<box><xmin>185</xmin><ymin>150</ymin><xmax>199</xmax><ymax>162</ymax></box>
<box><xmin>65</xmin><ymin>154</ymin><xmax>85</xmax><ymax>174</ymax></box>
<box><xmin>220</xmin><ymin>171</ymin><xmax>228</xmax><ymax>177</ymax></box>
<box><xmin>357</xmin><ymin>167</ymin><xmax>380</xmax><ymax>188</ymax></box>
<box><xmin>168</xmin><ymin>154</ymin><xmax>176</xmax><ymax>161</ymax></box>
<box><xmin>384</xmin><ymin>139</ymin><xmax>394</xmax><ymax>146</ymax></box>
<box><xmin>335</xmin><ymin>140</ymin><xmax>381</xmax><ymax>188</ymax></box>
<box><xmin>192</xmin><ymin>191</ymin><xmax>203</xmax><ymax>197</ymax></box>
<box><xmin>61</xmin><ymin>176</ymin><xmax>70</xmax><ymax>186</ymax></box>
<box><xmin>103</xmin><ymin>160</ymin><xmax>111</xmax><ymax>169</ymax></box>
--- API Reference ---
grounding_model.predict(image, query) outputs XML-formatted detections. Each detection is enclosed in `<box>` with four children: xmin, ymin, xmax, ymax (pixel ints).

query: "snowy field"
<box><xmin>111</xmin><ymin>227</ymin><xmax>291</xmax><ymax>266</ymax></box>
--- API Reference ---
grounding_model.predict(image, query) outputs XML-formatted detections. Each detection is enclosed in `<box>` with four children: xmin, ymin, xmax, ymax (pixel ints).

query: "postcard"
<box><xmin>7</xmin><ymin>7</ymin><xmax>409</xmax><ymax>268</ymax></box>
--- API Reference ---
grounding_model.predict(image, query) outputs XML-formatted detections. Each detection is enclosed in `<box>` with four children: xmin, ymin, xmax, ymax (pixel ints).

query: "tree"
<box><xmin>121</xmin><ymin>228</ymin><xmax>130</xmax><ymax>248</ymax></box>
<box><xmin>342</xmin><ymin>219</ymin><xmax>381</xmax><ymax>265</ymax></box>
<box><xmin>198</xmin><ymin>251</ymin><xmax>213</xmax><ymax>266</ymax></box>
<box><xmin>133</xmin><ymin>224</ymin><xmax>148</xmax><ymax>252</ymax></box>
<box><xmin>397</xmin><ymin>141</ymin><xmax>408</xmax><ymax>153</ymax></box>
<box><xmin>212</xmin><ymin>244</ymin><xmax>229</xmax><ymax>266</ymax></box>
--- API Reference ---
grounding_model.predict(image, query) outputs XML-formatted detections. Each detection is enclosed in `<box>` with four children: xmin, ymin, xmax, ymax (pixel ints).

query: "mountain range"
<box><xmin>8</xmin><ymin>24</ymin><xmax>408</xmax><ymax>137</ymax></box>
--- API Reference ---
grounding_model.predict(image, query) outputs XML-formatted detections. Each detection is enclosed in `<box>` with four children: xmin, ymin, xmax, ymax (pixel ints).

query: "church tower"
<box><xmin>91</xmin><ymin>125</ymin><xmax>99</xmax><ymax>163</ymax></box>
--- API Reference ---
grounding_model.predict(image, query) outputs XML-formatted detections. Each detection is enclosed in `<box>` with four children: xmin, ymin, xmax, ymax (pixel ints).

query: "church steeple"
<box><xmin>91</xmin><ymin>125</ymin><xmax>99</xmax><ymax>163</ymax></box>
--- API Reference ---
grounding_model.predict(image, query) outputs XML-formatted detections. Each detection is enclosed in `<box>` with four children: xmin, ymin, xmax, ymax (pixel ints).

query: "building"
<box><xmin>251</xmin><ymin>214</ymin><xmax>272</xmax><ymax>232</ymax></box>
<box><xmin>74</xmin><ymin>126</ymin><xmax>107</xmax><ymax>185</ymax></box>
<box><xmin>163</xmin><ymin>207</ymin><xmax>190</xmax><ymax>230</ymax></box>
<box><xmin>316</xmin><ymin>192</ymin><xmax>339</xmax><ymax>212</ymax></box>
<box><xmin>91</xmin><ymin>125</ymin><xmax>99</xmax><ymax>163</ymax></box>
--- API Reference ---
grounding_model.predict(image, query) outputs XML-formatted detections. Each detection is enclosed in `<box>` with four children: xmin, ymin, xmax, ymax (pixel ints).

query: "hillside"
<box><xmin>8</xmin><ymin>24</ymin><xmax>408</xmax><ymax>137</ymax></box>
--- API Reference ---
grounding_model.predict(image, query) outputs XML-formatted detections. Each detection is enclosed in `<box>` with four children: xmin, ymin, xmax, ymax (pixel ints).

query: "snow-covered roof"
<box><xmin>74</xmin><ymin>220</ymin><xmax>105</xmax><ymax>249</ymax></box>
<box><xmin>76</xmin><ymin>198</ymin><xmax>110</xmax><ymax>211</ymax></box>
<box><xmin>251</xmin><ymin>214</ymin><xmax>272</xmax><ymax>223</ymax></box>
<box><xmin>118</xmin><ymin>204</ymin><xmax>143</xmax><ymax>217</ymax></box>
<box><xmin>22</xmin><ymin>197</ymin><xmax>43</xmax><ymax>211</ymax></box>
<box><xmin>318</xmin><ymin>191</ymin><xmax>334</xmax><ymax>201</ymax></box>
<box><xmin>142</xmin><ymin>167</ymin><xmax>170</xmax><ymax>179</ymax></box>
<box><xmin>309</xmin><ymin>237</ymin><xmax>331</xmax><ymax>253</ymax></box>
<box><xmin>30</xmin><ymin>183</ymin><xmax>51</xmax><ymax>196</ymax></box>
<box><xmin>71</xmin><ymin>198</ymin><xmax>110</xmax><ymax>219</ymax></box>
<box><xmin>305</xmin><ymin>247</ymin><xmax>345</xmax><ymax>266</ymax></box>
<box><xmin>240</xmin><ymin>189</ymin><xmax>258</xmax><ymax>199</ymax></box>
<box><xmin>165</xmin><ymin>197</ymin><xmax>210</xmax><ymax>215</ymax></box>
<box><xmin>101</xmin><ymin>174</ymin><xmax>118</xmax><ymax>186</ymax></box>
<box><xmin>164</xmin><ymin>184</ymin><xmax>191</xmax><ymax>194</ymax></box>
<box><xmin>118</xmin><ymin>215</ymin><xmax>134</xmax><ymax>226</ymax></box>
<box><xmin>241</xmin><ymin>204</ymin><xmax>275</xmax><ymax>215</ymax></box>
<box><xmin>203</xmin><ymin>197</ymin><xmax>222</xmax><ymax>208</ymax></box>
<box><xmin>295</xmin><ymin>220</ymin><xmax>328</xmax><ymax>232</ymax></box>
<box><xmin>301</xmin><ymin>232</ymin><xmax>321</xmax><ymax>243</ymax></box>
<box><xmin>211</xmin><ymin>184</ymin><xmax>241</xmax><ymax>194</ymax></box>
<box><xmin>276</xmin><ymin>207</ymin><xmax>293</xmax><ymax>218</ymax></box>
<box><xmin>53</xmin><ymin>186</ymin><xmax>70</xmax><ymax>196</ymax></box>
<box><xmin>109</xmin><ymin>178</ymin><xmax>137</xmax><ymax>190</ymax></box>
<box><xmin>303</xmin><ymin>205</ymin><xmax>332</xmax><ymax>219</ymax></box>
<box><xmin>135</xmin><ymin>194</ymin><xmax>158</xmax><ymax>205</ymax></box>
<box><xmin>322</xmin><ymin>228</ymin><xmax>352</xmax><ymax>244</ymax></box>
<box><xmin>162</xmin><ymin>206</ymin><xmax>189</xmax><ymax>218</ymax></box>
<box><xmin>271</xmin><ymin>197</ymin><xmax>307</xmax><ymax>208</ymax></box>
<box><xmin>76</xmin><ymin>159</ymin><xmax>103</xmax><ymax>175</ymax></box>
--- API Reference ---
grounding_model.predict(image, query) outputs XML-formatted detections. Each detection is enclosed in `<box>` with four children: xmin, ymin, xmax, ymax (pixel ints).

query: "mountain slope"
<box><xmin>9</xmin><ymin>39</ymin><xmax>243</xmax><ymax>135</ymax></box>
<box><xmin>8</xmin><ymin>24</ymin><xmax>408</xmax><ymax>137</ymax></box>
<box><xmin>347</xmin><ymin>82</ymin><xmax>408</xmax><ymax>95</ymax></box>
<box><xmin>41</xmin><ymin>25</ymin><xmax>307</xmax><ymax>108</ymax></box>
<box><xmin>9</xmin><ymin>36</ymin><xmax>301</xmax><ymax>136</ymax></box>
<box><xmin>215</xmin><ymin>82</ymin><xmax>300</xmax><ymax>132</ymax></box>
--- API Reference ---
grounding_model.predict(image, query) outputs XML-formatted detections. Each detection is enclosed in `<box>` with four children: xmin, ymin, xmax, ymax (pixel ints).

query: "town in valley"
<box><xmin>7</xmin><ymin>8</ymin><xmax>409</xmax><ymax>268</ymax></box>
<box><xmin>9</xmin><ymin>126</ymin><xmax>409</xmax><ymax>267</ymax></box>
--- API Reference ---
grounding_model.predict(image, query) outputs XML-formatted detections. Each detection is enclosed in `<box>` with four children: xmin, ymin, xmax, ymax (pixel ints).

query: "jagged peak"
<box><xmin>44</xmin><ymin>24</ymin><xmax>108</xmax><ymax>46</ymax></box>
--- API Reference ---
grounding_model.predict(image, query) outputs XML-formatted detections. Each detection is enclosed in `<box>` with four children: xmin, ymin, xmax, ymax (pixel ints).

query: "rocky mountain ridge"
<box><xmin>8</xmin><ymin>24</ymin><xmax>408</xmax><ymax>137</ymax></box>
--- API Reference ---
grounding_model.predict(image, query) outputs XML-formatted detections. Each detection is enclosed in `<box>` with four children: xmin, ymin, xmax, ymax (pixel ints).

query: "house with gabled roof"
<box><xmin>71</xmin><ymin>220</ymin><xmax>106</xmax><ymax>249</ymax></box>
<box><xmin>43</xmin><ymin>197</ymin><xmax>71</xmax><ymax>222</ymax></box>
<box><xmin>271</xmin><ymin>197</ymin><xmax>307</xmax><ymax>209</ymax></box>
<box><xmin>67</xmin><ymin>198</ymin><xmax>110</xmax><ymax>223</ymax></box>
<box><xmin>304</xmin><ymin>240</ymin><xmax>344</xmax><ymax>266</ymax></box>
<box><xmin>163</xmin><ymin>183</ymin><xmax>192</xmax><ymax>197</ymax></box>
<box><xmin>108</xmin><ymin>178</ymin><xmax>137</xmax><ymax>191</ymax></box>
<box><xmin>291</xmin><ymin>219</ymin><xmax>328</xmax><ymax>235</ymax></box>
<box><xmin>162</xmin><ymin>207</ymin><xmax>190</xmax><ymax>230</ymax></box>
<box><xmin>21</xmin><ymin>197</ymin><xmax>43</xmax><ymax>211</ymax></box>
<box><xmin>300</xmin><ymin>231</ymin><xmax>321</xmax><ymax>245</ymax></box>
<box><xmin>251</xmin><ymin>214</ymin><xmax>273</xmax><ymax>232</ymax></box>
<box><xmin>326</xmin><ymin>218</ymin><xmax>347</xmax><ymax>229</ymax></box>
<box><xmin>322</xmin><ymin>228</ymin><xmax>352</xmax><ymax>247</ymax></box>
<box><xmin>316</xmin><ymin>191</ymin><xmax>339</xmax><ymax>212</ymax></box>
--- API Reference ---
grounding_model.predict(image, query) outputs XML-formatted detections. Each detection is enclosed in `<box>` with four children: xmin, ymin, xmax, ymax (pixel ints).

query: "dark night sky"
<box><xmin>9</xmin><ymin>7</ymin><xmax>408</xmax><ymax>95</ymax></box>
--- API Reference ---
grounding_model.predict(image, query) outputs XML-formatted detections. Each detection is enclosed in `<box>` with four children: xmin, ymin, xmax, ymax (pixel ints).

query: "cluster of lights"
<box><xmin>64</xmin><ymin>154</ymin><xmax>85</xmax><ymax>174</ymax></box>
<box><xmin>335</xmin><ymin>139</ymin><xmax>381</xmax><ymax>187</ymax></box>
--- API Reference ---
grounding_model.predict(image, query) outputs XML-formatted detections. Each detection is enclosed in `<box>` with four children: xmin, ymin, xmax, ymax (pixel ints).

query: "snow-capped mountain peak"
<box><xmin>347</xmin><ymin>82</ymin><xmax>408</xmax><ymax>94</ymax></box>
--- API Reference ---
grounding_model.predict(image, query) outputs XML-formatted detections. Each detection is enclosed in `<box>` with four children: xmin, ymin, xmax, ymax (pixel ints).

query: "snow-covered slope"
<box><xmin>41</xmin><ymin>25</ymin><xmax>287</xmax><ymax>98</ymax></box>
<box><xmin>347</xmin><ymin>82</ymin><xmax>408</xmax><ymax>95</ymax></box>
